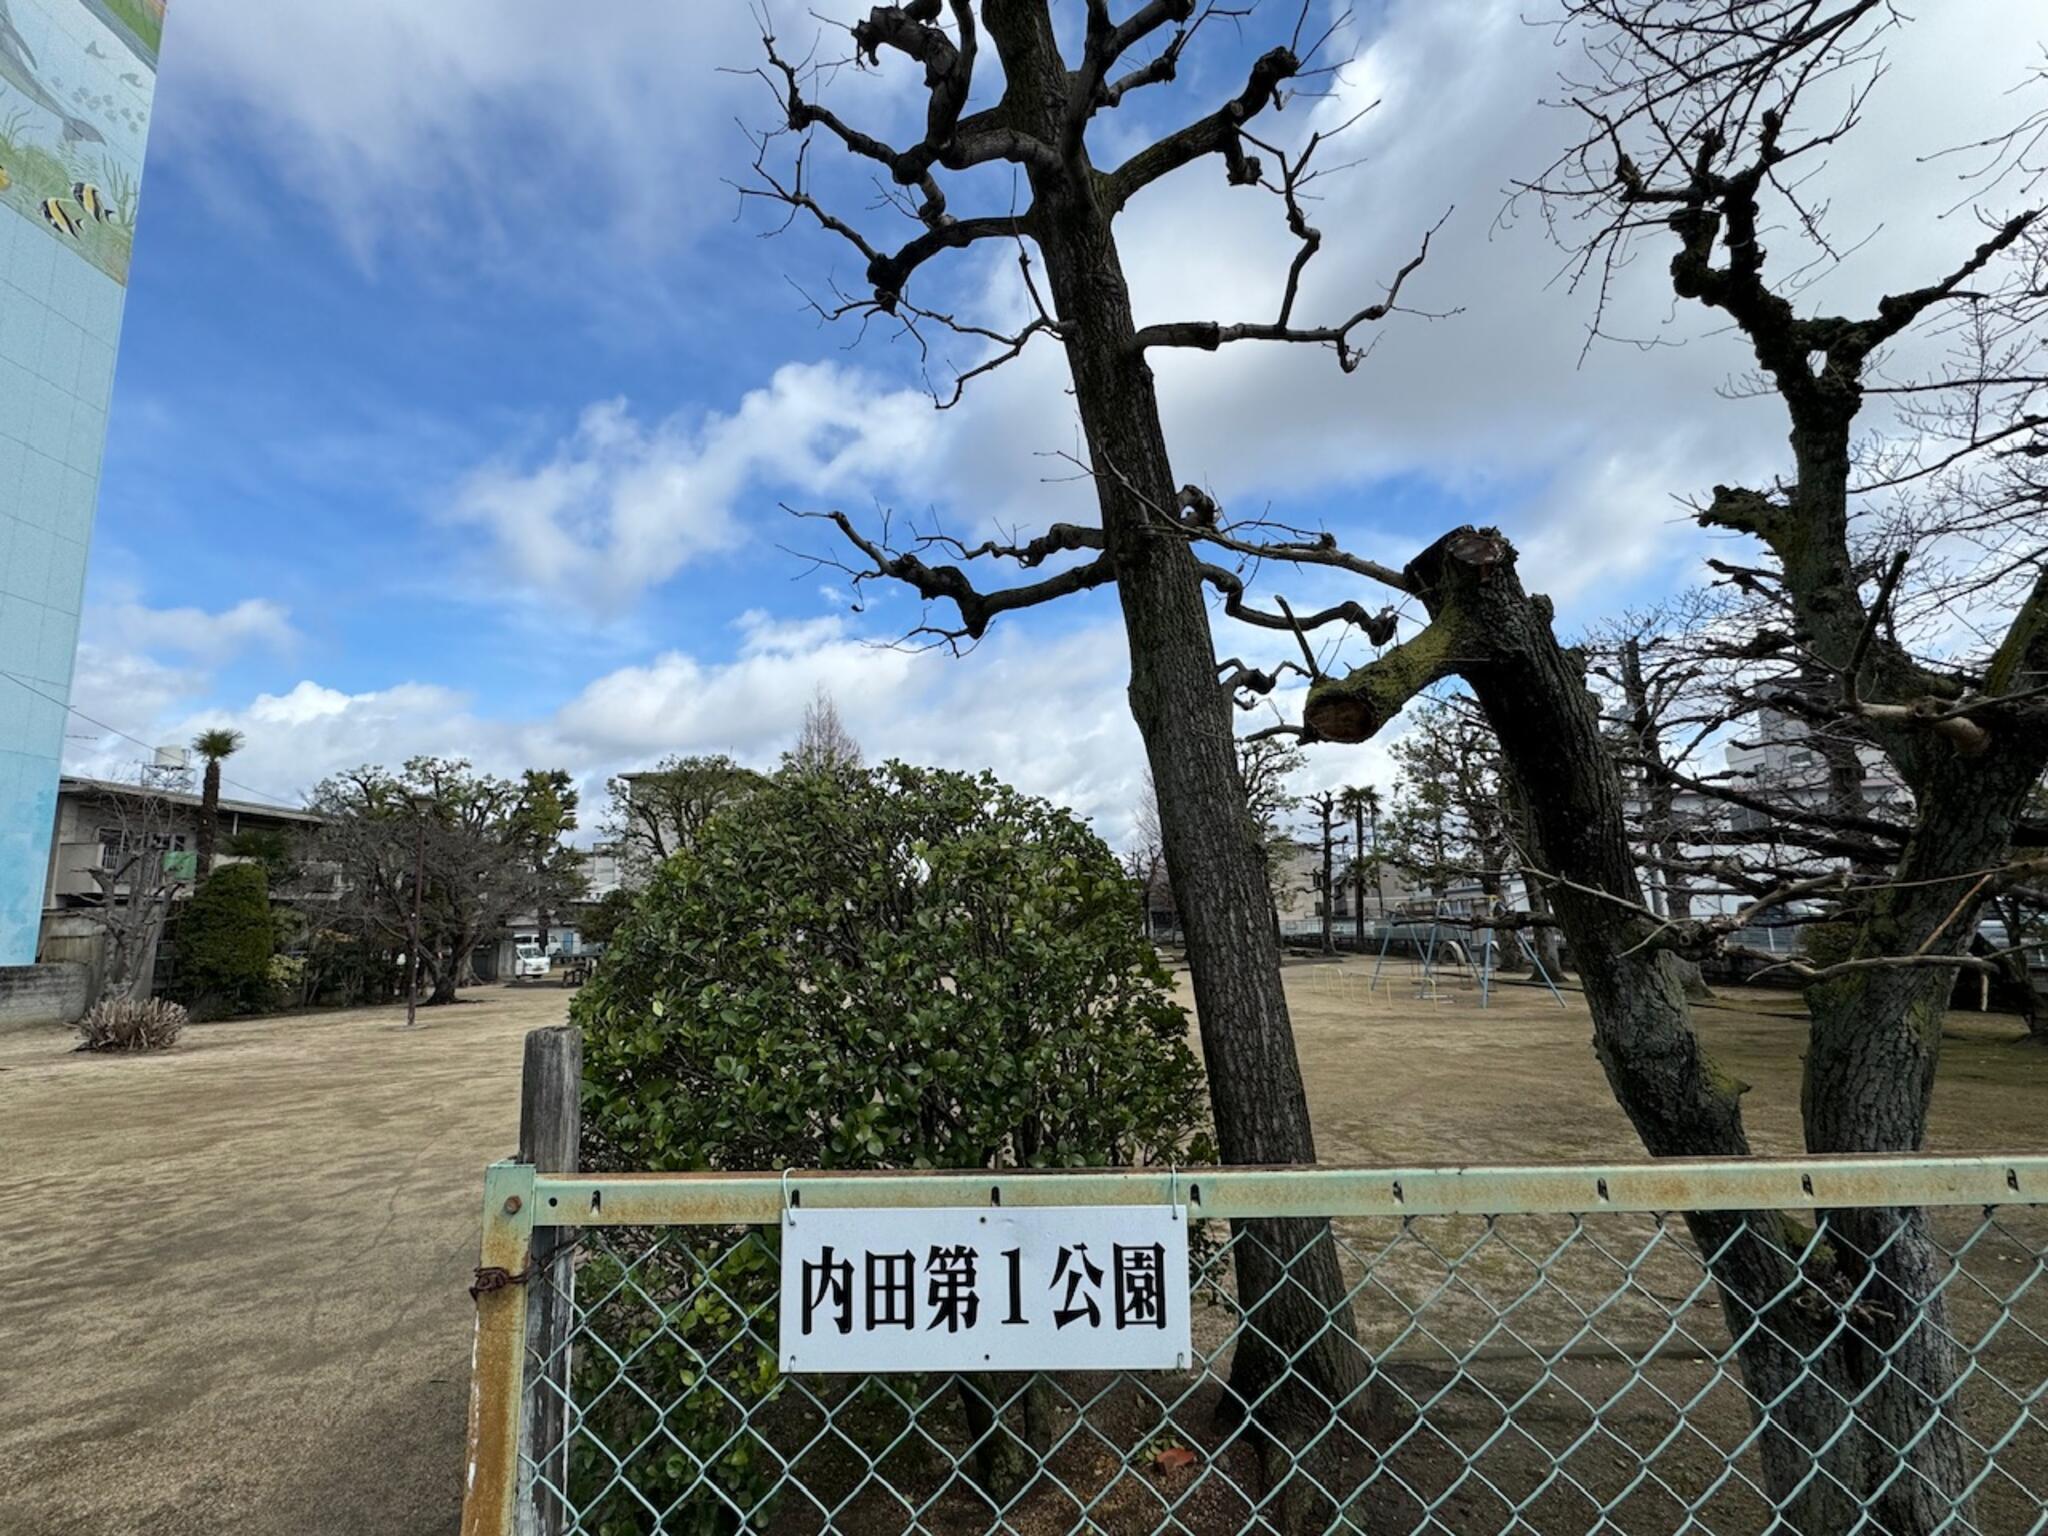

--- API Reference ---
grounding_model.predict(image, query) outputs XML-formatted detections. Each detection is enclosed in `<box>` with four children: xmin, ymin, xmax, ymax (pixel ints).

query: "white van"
<box><xmin>513</xmin><ymin>942</ymin><xmax>551</xmax><ymax>980</ymax></box>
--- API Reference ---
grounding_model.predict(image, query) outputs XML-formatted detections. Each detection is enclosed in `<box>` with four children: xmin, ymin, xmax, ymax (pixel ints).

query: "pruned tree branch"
<box><xmin>796</xmin><ymin>507</ymin><xmax>1116</xmax><ymax>646</ymax></box>
<box><xmin>1107</xmin><ymin>43</ymin><xmax>1302</xmax><ymax>208</ymax></box>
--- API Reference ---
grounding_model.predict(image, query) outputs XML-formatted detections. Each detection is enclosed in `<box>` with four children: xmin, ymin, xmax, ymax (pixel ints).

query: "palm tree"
<box><xmin>1340</xmin><ymin>785</ymin><xmax>1385</xmax><ymax>946</ymax></box>
<box><xmin>191</xmin><ymin>728</ymin><xmax>245</xmax><ymax>878</ymax></box>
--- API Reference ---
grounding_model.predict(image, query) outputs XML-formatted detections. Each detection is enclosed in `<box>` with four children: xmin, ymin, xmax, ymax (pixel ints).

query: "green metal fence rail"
<box><xmin>460</xmin><ymin>1156</ymin><xmax>2048</xmax><ymax>1535</ymax></box>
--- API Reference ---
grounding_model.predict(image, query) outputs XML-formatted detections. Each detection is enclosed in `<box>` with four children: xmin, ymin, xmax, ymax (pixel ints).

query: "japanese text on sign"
<box><xmin>777</xmin><ymin>1204</ymin><xmax>1191</xmax><ymax>1373</ymax></box>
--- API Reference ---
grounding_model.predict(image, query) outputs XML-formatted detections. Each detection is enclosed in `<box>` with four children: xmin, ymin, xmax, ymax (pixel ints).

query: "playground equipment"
<box><xmin>1369</xmin><ymin>900</ymin><xmax>1567</xmax><ymax>1009</ymax></box>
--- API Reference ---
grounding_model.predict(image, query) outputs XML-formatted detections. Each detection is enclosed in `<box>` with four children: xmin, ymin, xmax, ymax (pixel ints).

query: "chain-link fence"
<box><xmin>460</xmin><ymin>1158</ymin><xmax>2048</xmax><ymax>1535</ymax></box>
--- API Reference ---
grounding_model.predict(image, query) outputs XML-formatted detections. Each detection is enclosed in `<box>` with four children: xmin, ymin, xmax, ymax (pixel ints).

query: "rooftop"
<box><xmin>58</xmin><ymin>775</ymin><xmax>328</xmax><ymax>827</ymax></box>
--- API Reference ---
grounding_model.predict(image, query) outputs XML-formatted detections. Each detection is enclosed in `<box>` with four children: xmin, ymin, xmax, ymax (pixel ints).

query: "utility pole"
<box><xmin>405</xmin><ymin>803</ymin><xmax>426</xmax><ymax>1029</ymax></box>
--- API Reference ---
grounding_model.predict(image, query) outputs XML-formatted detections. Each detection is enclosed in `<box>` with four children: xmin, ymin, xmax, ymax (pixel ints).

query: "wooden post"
<box><xmin>517</xmin><ymin>1026</ymin><xmax>581</xmax><ymax>1536</ymax></box>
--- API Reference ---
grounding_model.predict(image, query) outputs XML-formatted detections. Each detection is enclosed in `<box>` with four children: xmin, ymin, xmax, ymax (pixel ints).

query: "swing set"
<box><xmin>1368</xmin><ymin>899</ymin><xmax>1567</xmax><ymax>1009</ymax></box>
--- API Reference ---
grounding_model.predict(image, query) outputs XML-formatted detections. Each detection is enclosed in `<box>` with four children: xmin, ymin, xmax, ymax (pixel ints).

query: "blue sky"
<box><xmin>66</xmin><ymin>0</ymin><xmax>2044</xmax><ymax>839</ymax></box>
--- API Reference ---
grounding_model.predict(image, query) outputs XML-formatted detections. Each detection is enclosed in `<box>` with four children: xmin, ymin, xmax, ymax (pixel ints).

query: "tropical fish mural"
<box><xmin>0</xmin><ymin>0</ymin><xmax>160</xmax><ymax>286</ymax></box>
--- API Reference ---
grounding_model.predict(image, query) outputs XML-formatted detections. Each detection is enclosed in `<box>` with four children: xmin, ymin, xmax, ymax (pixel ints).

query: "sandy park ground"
<box><xmin>1</xmin><ymin>963</ymin><xmax>2043</xmax><ymax>1535</ymax></box>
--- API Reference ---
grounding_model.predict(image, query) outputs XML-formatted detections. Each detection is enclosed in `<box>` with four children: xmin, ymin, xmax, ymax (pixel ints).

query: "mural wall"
<box><xmin>0</xmin><ymin>0</ymin><xmax>162</xmax><ymax>964</ymax></box>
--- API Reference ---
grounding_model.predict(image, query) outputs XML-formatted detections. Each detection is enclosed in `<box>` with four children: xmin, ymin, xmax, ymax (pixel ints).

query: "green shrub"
<box><xmin>267</xmin><ymin>953</ymin><xmax>307</xmax><ymax>1010</ymax></box>
<box><xmin>178</xmin><ymin>863</ymin><xmax>276</xmax><ymax>1016</ymax></box>
<box><xmin>575</xmin><ymin>886</ymin><xmax>634</xmax><ymax>949</ymax></box>
<box><xmin>571</xmin><ymin>763</ymin><xmax>1211</xmax><ymax>1529</ymax></box>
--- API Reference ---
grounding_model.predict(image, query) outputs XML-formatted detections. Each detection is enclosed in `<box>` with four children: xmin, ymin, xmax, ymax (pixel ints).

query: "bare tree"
<box><xmin>1581</xmin><ymin>602</ymin><xmax>1735</xmax><ymax>998</ymax></box>
<box><xmin>80</xmin><ymin>776</ymin><xmax>191</xmax><ymax>1002</ymax></box>
<box><xmin>1238</xmin><ymin>733</ymin><xmax>1306</xmax><ymax>921</ymax></box>
<box><xmin>743</xmin><ymin>0</ymin><xmax>1436</xmax><ymax>1483</ymax></box>
<box><xmin>311</xmin><ymin>758</ymin><xmax>544</xmax><ymax>1012</ymax></box>
<box><xmin>1234</xmin><ymin>9</ymin><xmax>2048</xmax><ymax>1526</ymax></box>
<box><xmin>1125</xmin><ymin>770</ymin><xmax>1172</xmax><ymax>939</ymax></box>
<box><xmin>785</xmin><ymin>686</ymin><xmax>864</xmax><ymax>776</ymax></box>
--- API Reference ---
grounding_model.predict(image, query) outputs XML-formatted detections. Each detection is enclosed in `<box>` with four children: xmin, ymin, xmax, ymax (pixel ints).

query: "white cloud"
<box><xmin>447</xmin><ymin>364</ymin><xmax>935</xmax><ymax>609</ymax></box>
<box><xmin>65</xmin><ymin>596</ymin><xmax>300</xmax><ymax>776</ymax></box>
<box><xmin>64</xmin><ymin>599</ymin><xmax>1171</xmax><ymax>844</ymax></box>
<box><xmin>156</xmin><ymin>1</ymin><xmax>767</xmax><ymax>262</ymax></box>
<box><xmin>674</xmin><ymin>0</ymin><xmax>2045</xmax><ymax>613</ymax></box>
<box><xmin>86</xmin><ymin>596</ymin><xmax>297</xmax><ymax>662</ymax></box>
<box><xmin>111</xmin><ymin>3</ymin><xmax>2044</xmax><ymax>840</ymax></box>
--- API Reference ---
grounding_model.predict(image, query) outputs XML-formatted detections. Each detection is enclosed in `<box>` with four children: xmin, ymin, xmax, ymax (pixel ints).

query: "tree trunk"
<box><xmin>1352</xmin><ymin>803</ymin><xmax>1368</xmax><ymax>948</ymax></box>
<box><xmin>1319</xmin><ymin>798</ymin><xmax>1336</xmax><ymax>955</ymax></box>
<box><xmin>423</xmin><ymin>935</ymin><xmax>468</xmax><ymax>1007</ymax></box>
<box><xmin>1653</xmin><ymin>808</ymin><xmax>1714</xmax><ymax>1000</ymax></box>
<box><xmin>1303</xmin><ymin>528</ymin><xmax>2031</xmax><ymax>1530</ymax></box>
<box><xmin>197</xmin><ymin>761</ymin><xmax>221</xmax><ymax>879</ymax></box>
<box><xmin>128</xmin><ymin>896</ymin><xmax>168</xmax><ymax>1002</ymax></box>
<box><xmin>957</xmin><ymin>1373</ymin><xmax>1052</xmax><ymax>1508</ymax></box>
<box><xmin>982</xmin><ymin>1</ymin><xmax>1384</xmax><ymax>1494</ymax></box>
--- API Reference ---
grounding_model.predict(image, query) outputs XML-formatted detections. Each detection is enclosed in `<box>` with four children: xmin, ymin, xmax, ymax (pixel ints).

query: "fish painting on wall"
<box><xmin>0</xmin><ymin>0</ymin><xmax>160</xmax><ymax>287</ymax></box>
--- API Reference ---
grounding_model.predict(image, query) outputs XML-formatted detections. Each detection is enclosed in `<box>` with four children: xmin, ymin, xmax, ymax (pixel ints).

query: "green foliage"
<box><xmin>576</xmin><ymin>887</ymin><xmax>635</xmax><ymax>949</ymax></box>
<box><xmin>177</xmin><ymin>864</ymin><xmax>276</xmax><ymax>1015</ymax></box>
<box><xmin>604</xmin><ymin>753</ymin><xmax>765</xmax><ymax>881</ymax></box>
<box><xmin>509</xmin><ymin>769</ymin><xmax>587</xmax><ymax>947</ymax></box>
<box><xmin>191</xmin><ymin>727</ymin><xmax>244</xmax><ymax>763</ymax></box>
<box><xmin>225</xmin><ymin>827</ymin><xmax>300</xmax><ymax>885</ymax></box>
<box><xmin>267</xmin><ymin>953</ymin><xmax>307</xmax><ymax>1011</ymax></box>
<box><xmin>572</xmin><ymin>762</ymin><xmax>1211</xmax><ymax>1528</ymax></box>
<box><xmin>579</xmin><ymin>762</ymin><xmax>1209</xmax><ymax>1173</ymax></box>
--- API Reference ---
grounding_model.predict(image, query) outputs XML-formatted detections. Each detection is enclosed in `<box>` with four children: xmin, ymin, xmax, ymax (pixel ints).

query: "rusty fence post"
<box><xmin>460</xmin><ymin>1160</ymin><xmax>535</xmax><ymax>1536</ymax></box>
<box><xmin>517</xmin><ymin>1026</ymin><xmax>581</xmax><ymax>1536</ymax></box>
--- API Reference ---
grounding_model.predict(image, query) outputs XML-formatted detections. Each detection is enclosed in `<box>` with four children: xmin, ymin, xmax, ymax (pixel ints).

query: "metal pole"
<box><xmin>460</xmin><ymin>1161</ymin><xmax>537</xmax><ymax>1536</ymax></box>
<box><xmin>1370</xmin><ymin>909</ymin><xmax>1398</xmax><ymax>993</ymax></box>
<box><xmin>1519</xmin><ymin>928</ymin><xmax>1568</xmax><ymax>1009</ymax></box>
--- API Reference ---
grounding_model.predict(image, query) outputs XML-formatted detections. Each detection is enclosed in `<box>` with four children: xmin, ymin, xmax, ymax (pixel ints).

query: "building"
<box><xmin>26</xmin><ymin>769</ymin><xmax>320</xmax><ymax>1017</ymax></box>
<box><xmin>1140</xmin><ymin>840</ymin><xmax>1419</xmax><ymax>945</ymax></box>
<box><xmin>0</xmin><ymin>0</ymin><xmax>167</xmax><ymax>968</ymax></box>
<box><xmin>581</xmin><ymin>842</ymin><xmax>626</xmax><ymax>900</ymax></box>
<box><xmin>41</xmin><ymin>772</ymin><xmax>326</xmax><ymax>915</ymax></box>
<box><xmin>1722</xmin><ymin>709</ymin><xmax>1910</xmax><ymax>823</ymax></box>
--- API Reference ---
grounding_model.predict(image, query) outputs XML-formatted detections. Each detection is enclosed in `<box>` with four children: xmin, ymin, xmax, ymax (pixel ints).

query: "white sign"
<box><xmin>778</xmin><ymin>1204</ymin><xmax>1191</xmax><ymax>1373</ymax></box>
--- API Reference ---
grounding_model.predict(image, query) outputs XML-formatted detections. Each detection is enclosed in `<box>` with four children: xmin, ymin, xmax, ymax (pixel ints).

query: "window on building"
<box><xmin>97</xmin><ymin>827</ymin><xmax>189</xmax><ymax>870</ymax></box>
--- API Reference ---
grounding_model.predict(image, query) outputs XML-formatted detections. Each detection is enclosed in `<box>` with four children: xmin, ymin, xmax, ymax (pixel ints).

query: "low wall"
<box><xmin>0</xmin><ymin>962</ymin><xmax>89</xmax><ymax>1031</ymax></box>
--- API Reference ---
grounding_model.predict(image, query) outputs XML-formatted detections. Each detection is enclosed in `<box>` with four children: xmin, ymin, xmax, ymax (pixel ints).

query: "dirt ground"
<box><xmin>1274</xmin><ymin>957</ymin><xmax>2048</xmax><ymax>1161</ymax></box>
<box><xmin>2</xmin><ymin>961</ymin><xmax>2044</xmax><ymax>1535</ymax></box>
<box><xmin>0</xmin><ymin>984</ymin><xmax>575</xmax><ymax>1536</ymax></box>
